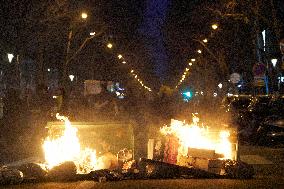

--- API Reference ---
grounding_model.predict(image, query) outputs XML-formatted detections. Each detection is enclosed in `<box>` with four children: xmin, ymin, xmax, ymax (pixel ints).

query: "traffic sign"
<box><xmin>230</xmin><ymin>73</ymin><xmax>241</xmax><ymax>84</ymax></box>
<box><xmin>254</xmin><ymin>76</ymin><xmax>265</xmax><ymax>87</ymax></box>
<box><xmin>253</xmin><ymin>63</ymin><xmax>266</xmax><ymax>76</ymax></box>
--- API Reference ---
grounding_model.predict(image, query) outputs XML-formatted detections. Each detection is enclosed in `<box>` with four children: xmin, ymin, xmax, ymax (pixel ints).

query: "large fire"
<box><xmin>160</xmin><ymin>114</ymin><xmax>235</xmax><ymax>160</ymax></box>
<box><xmin>43</xmin><ymin>114</ymin><xmax>98</xmax><ymax>174</ymax></box>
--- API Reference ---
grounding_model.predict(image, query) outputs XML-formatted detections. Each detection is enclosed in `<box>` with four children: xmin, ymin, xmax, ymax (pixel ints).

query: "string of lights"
<box><xmin>68</xmin><ymin>20</ymin><xmax>153</xmax><ymax>93</ymax></box>
<box><xmin>105</xmin><ymin>42</ymin><xmax>152</xmax><ymax>92</ymax></box>
<box><xmin>80</xmin><ymin>20</ymin><xmax>219</xmax><ymax>93</ymax></box>
<box><xmin>175</xmin><ymin>23</ymin><xmax>219</xmax><ymax>89</ymax></box>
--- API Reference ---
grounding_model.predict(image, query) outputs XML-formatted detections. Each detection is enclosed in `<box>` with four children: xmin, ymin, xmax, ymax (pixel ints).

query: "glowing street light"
<box><xmin>122</xmin><ymin>61</ymin><xmax>126</xmax><ymax>64</ymax></box>
<box><xmin>7</xmin><ymin>53</ymin><xmax>14</xmax><ymax>63</ymax></box>
<box><xmin>197</xmin><ymin>49</ymin><xmax>202</xmax><ymax>54</ymax></box>
<box><xmin>271</xmin><ymin>59</ymin><xmax>278</xmax><ymax>67</ymax></box>
<box><xmin>188</xmin><ymin>62</ymin><xmax>193</xmax><ymax>66</ymax></box>
<box><xmin>81</xmin><ymin>12</ymin><xmax>88</xmax><ymax>19</ymax></box>
<box><xmin>69</xmin><ymin>74</ymin><xmax>75</xmax><ymax>81</ymax></box>
<box><xmin>107</xmin><ymin>43</ymin><xmax>113</xmax><ymax>49</ymax></box>
<box><xmin>203</xmin><ymin>38</ymin><xmax>208</xmax><ymax>43</ymax></box>
<box><xmin>211</xmin><ymin>24</ymin><xmax>218</xmax><ymax>30</ymax></box>
<box><xmin>218</xmin><ymin>83</ymin><xmax>223</xmax><ymax>89</ymax></box>
<box><xmin>191</xmin><ymin>58</ymin><xmax>196</xmax><ymax>62</ymax></box>
<box><xmin>118</xmin><ymin>54</ymin><xmax>123</xmax><ymax>59</ymax></box>
<box><xmin>89</xmin><ymin>32</ymin><xmax>96</xmax><ymax>36</ymax></box>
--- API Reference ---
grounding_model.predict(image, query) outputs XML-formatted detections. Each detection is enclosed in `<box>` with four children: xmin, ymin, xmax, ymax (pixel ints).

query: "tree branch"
<box><xmin>65</xmin><ymin>27</ymin><xmax>106</xmax><ymax>65</ymax></box>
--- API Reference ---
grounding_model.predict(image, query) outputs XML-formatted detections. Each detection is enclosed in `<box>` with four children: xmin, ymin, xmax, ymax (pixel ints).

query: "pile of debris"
<box><xmin>0</xmin><ymin>115</ymin><xmax>254</xmax><ymax>185</ymax></box>
<box><xmin>0</xmin><ymin>157</ymin><xmax>254</xmax><ymax>185</ymax></box>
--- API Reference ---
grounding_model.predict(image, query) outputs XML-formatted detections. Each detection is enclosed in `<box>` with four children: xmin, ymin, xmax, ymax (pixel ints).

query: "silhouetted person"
<box><xmin>33</xmin><ymin>84</ymin><xmax>52</xmax><ymax>116</ymax></box>
<box><xmin>57</xmin><ymin>87</ymin><xmax>69</xmax><ymax>116</ymax></box>
<box><xmin>92</xmin><ymin>82</ymin><xmax>118</xmax><ymax>120</ymax></box>
<box><xmin>124</xmin><ymin>86</ymin><xmax>150</xmax><ymax>159</ymax></box>
<box><xmin>2</xmin><ymin>88</ymin><xmax>28</xmax><ymax>155</ymax></box>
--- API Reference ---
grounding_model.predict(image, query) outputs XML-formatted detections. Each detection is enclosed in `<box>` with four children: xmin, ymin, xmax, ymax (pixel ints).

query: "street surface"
<box><xmin>0</xmin><ymin>179</ymin><xmax>283</xmax><ymax>189</ymax></box>
<box><xmin>0</xmin><ymin>145</ymin><xmax>283</xmax><ymax>189</ymax></box>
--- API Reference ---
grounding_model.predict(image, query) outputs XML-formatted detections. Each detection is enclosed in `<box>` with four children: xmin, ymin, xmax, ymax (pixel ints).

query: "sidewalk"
<box><xmin>239</xmin><ymin>145</ymin><xmax>284</xmax><ymax>178</ymax></box>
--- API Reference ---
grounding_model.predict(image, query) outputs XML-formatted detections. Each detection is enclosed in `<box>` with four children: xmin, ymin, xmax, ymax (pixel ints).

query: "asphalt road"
<box><xmin>0</xmin><ymin>178</ymin><xmax>283</xmax><ymax>189</ymax></box>
<box><xmin>0</xmin><ymin>145</ymin><xmax>283</xmax><ymax>189</ymax></box>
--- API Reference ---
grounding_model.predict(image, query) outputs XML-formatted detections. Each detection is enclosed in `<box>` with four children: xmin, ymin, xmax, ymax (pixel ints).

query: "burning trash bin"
<box><xmin>42</xmin><ymin>114</ymin><xmax>134</xmax><ymax>175</ymax></box>
<box><xmin>148</xmin><ymin>115</ymin><xmax>241</xmax><ymax>176</ymax></box>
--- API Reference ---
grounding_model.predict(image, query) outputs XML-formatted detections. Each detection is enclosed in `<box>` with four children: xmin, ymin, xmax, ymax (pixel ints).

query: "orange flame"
<box><xmin>160</xmin><ymin>114</ymin><xmax>234</xmax><ymax>160</ymax></box>
<box><xmin>43</xmin><ymin>114</ymin><xmax>98</xmax><ymax>174</ymax></box>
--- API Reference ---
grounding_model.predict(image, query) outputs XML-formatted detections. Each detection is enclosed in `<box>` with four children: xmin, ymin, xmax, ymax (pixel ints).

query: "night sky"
<box><xmin>0</xmin><ymin>0</ymin><xmax>283</xmax><ymax>89</ymax></box>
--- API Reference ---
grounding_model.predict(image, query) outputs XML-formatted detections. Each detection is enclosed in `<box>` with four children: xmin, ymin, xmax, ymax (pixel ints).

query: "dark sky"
<box><xmin>0</xmin><ymin>0</ymin><xmax>283</xmax><ymax>89</ymax></box>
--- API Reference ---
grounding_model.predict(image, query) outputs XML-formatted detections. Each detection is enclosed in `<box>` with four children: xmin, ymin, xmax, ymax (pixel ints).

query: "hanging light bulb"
<box><xmin>211</xmin><ymin>24</ymin><xmax>218</xmax><ymax>30</ymax></box>
<box><xmin>118</xmin><ymin>54</ymin><xmax>123</xmax><ymax>59</ymax></box>
<box><xmin>7</xmin><ymin>53</ymin><xmax>14</xmax><ymax>63</ymax></box>
<box><xmin>107</xmin><ymin>43</ymin><xmax>113</xmax><ymax>49</ymax></box>
<box><xmin>81</xmin><ymin>12</ymin><xmax>88</xmax><ymax>19</ymax></box>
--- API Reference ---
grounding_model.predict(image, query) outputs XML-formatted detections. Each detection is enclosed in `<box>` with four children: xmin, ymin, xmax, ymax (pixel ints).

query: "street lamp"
<box><xmin>118</xmin><ymin>54</ymin><xmax>123</xmax><ymax>59</ymax></box>
<box><xmin>197</xmin><ymin>49</ymin><xmax>202</xmax><ymax>54</ymax></box>
<box><xmin>271</xmin><ymin>59</ymin><xmax>277</xmax><ymax>67</ymax></box>
<box><xmin>211</xmin><ymin>24</ymin><xmax>218</xmax><ymax>30</ymax></box>
<box><xmin>203</xmin><ymin>38</ymin><xmax>208</xmax><ymax>43</ymax></box>
<box><xmin>81</xmin><ymin>12</ymin><xmax>88</xmax><ymax>19</ymax></box>
<box><xmin>7</xmin><ymin>53</ymin><xmax>14</xmax><ymax>63</ymax></box>
<box><xmin>89</xmin><ymin>32</ymin><xmax>96</xmax><ymax>36</ymax></box>
<box><xmin>107</xmin><ymin>43</ymin><xmax>113</xmax><ymax>49</ymax></box>
<box><xmin>69</xmin><ymin>74</ymin><xmax>75</xmax><ymax>81</ymax></box>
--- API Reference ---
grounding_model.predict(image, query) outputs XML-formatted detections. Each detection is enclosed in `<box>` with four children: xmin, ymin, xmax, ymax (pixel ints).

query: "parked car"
<box><xmin>221</xmin><ymin>95</ymin><xmax>284</xmax><ymax>146</ymax></box>
<box><xmin>253</xmin><ymin>96</ymin><xmax>284</xmax><ymax>147</ymax></box>
<box><xmin>255</xmin><ymin>115</ymin><xmax>284</xmax><ymax>147</ymax></box>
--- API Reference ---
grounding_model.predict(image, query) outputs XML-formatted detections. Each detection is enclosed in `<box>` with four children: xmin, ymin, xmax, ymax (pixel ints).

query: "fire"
<box><xmin>43</xmin><ymin>114</ymin><xmax>98</xmax><ymax>174</ymax></box>
<box><xmin>160</xmin><ymin>114</ymin><xmax>234</xmax><ymax>160</ymax></box>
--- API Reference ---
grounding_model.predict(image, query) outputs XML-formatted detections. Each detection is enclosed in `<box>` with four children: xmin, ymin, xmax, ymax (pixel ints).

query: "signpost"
<box><xmin>252</xmin><ymin>62</ymin><xmax>268</xmax><ymax>94</ymax></box>
<box><xmin>280</xmin><ymin>38</ymin><xmax>284</xmax><ymax>92</ymax></box>
<box><xmin>253</xmin><ymin>76</ymin><xmax>265</xmax><ymax>87</ymax></box>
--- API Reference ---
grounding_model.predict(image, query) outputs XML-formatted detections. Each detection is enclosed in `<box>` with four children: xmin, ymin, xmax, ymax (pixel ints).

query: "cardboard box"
<box><xmin>188</xmin><ymin>148</ymin><xmax>215</xmax><ymax>159</ymax></box>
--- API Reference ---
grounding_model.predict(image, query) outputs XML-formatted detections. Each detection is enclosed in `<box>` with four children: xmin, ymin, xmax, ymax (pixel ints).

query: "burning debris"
<box><xmin>1</xmin><ymin>114</ymin><xmax>254</xmax><ymax>185</ymax></box>
<box><xmin>149</xmin><ymin>115</ymin><xmax>254</xmax><ymax>179</ymax></box>
<box><xmin>46</xmin><ymin>161</ymin><xmax>77</xmax><ymax>181</ymax></box>
<box><xmin>160</xmin><ymin>115</ymin><xmax>236</xmax><ymax>162</ymax></box>
<box><xmin>156</xmin><ymin>115</ymin><xmax>239</xmax><ymax>175</ymax></box>
<box><xmin>43</xmin><ymin>114</ymin><xmax>99</xmax><ymax>174</ymax></box>
<box><xmin>0</xmin><ymin>167</ymin><xmax>23</xmax><ymax>185</ymax></box>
